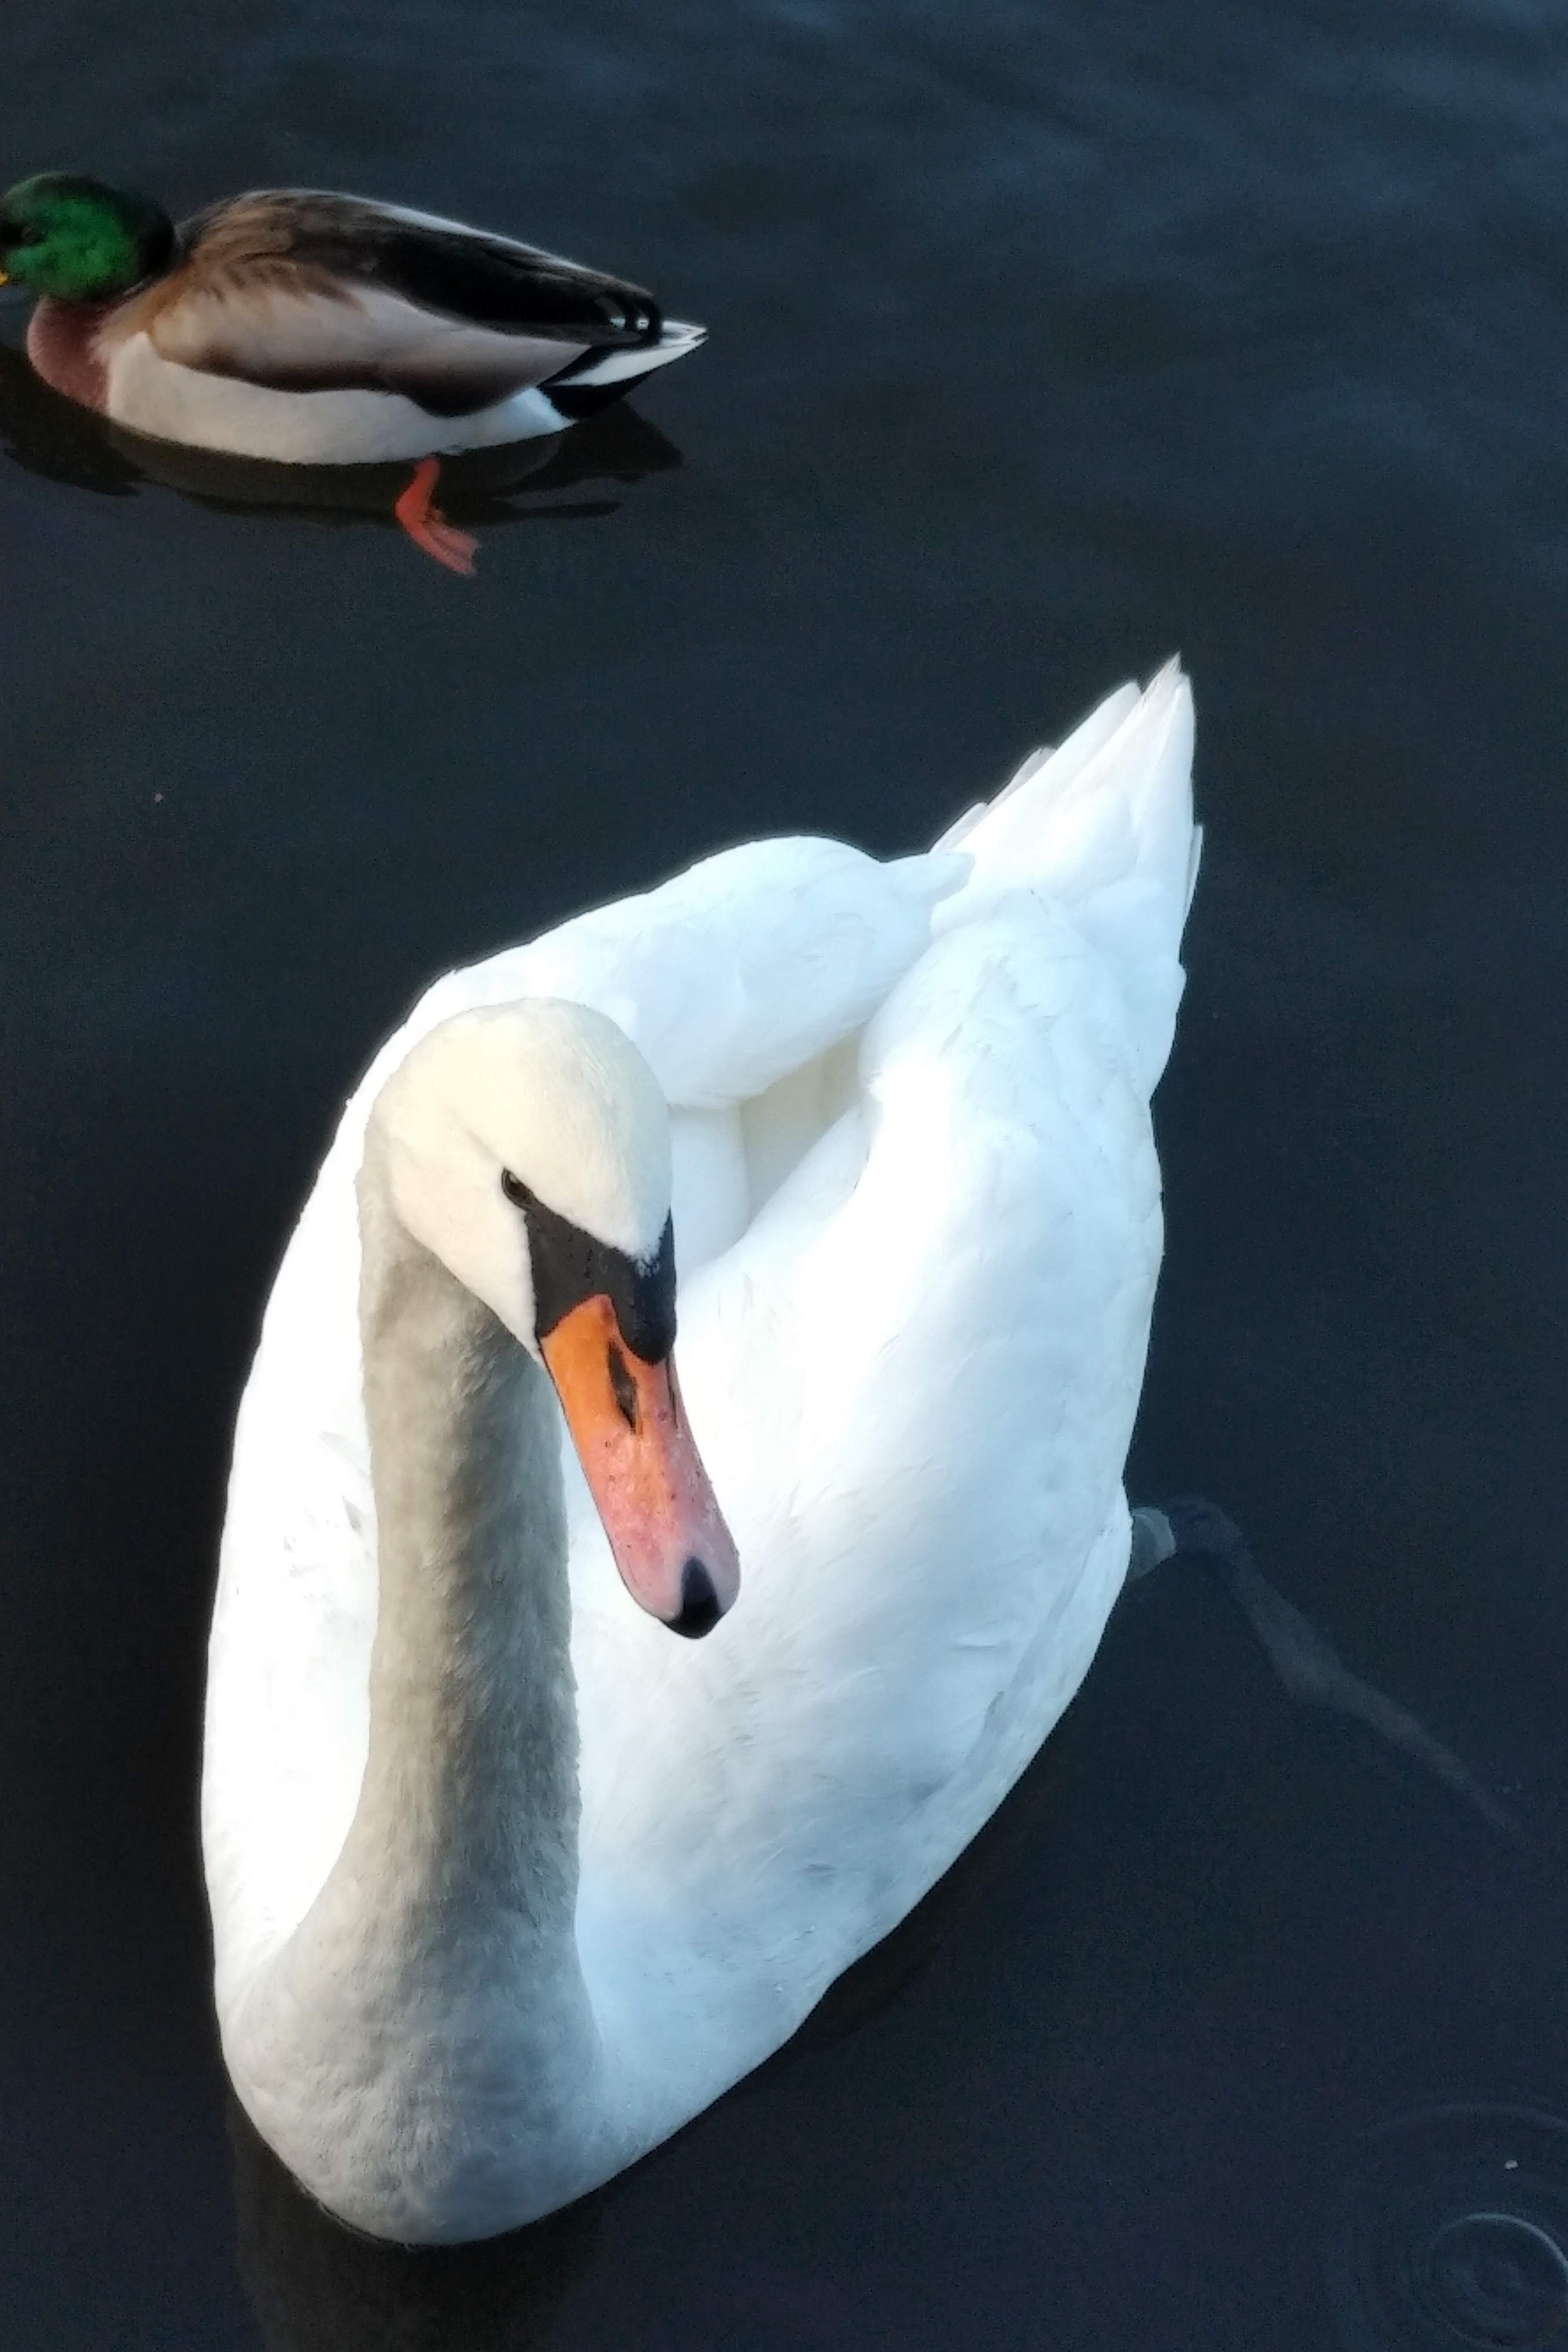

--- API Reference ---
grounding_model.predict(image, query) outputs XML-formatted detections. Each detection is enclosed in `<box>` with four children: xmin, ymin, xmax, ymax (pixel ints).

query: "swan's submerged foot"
<box><xmin>1129</xmin><ymin>1494</ymin><xmax>1521</xmax><ymax>1845</ymax></box>
<box><xmin>1127</xmin><ymin>1504</ymin><xmax>1178</xmax><ymax>1581</ymax></box>
<box><xmin>394</xmin><ymin>456</ymin><xmax>479</xmax><ymax>577</ymax></box>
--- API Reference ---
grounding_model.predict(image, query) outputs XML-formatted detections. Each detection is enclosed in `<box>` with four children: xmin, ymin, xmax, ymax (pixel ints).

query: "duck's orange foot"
<box><xmin>394</xmin><ymin>457</ymin><xmax>478</xmax><ymax>577</ymax></box>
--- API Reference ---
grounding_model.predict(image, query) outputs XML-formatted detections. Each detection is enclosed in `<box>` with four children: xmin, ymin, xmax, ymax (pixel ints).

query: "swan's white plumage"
<box><xmin>203</xmin><ymin>662</ymin><xmax>1197</xmax><ymax>2234</ymax></box>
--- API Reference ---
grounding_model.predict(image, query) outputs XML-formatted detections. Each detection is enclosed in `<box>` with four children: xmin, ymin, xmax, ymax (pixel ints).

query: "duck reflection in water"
<box><xmin>0</xmin><ymin>337</ymin><xmax>681</xmax><ymax>544</ymax></box>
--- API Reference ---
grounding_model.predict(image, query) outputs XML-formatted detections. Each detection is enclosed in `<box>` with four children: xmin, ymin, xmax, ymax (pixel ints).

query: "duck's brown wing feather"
<box><xmin>178</xmin><ymin>191</ymin><xmax>663</xmax><ymax>342</ymax></box>
<box><xmin>132</xmin><ymin>190</ymin><xmax>663</xmax><ymax>417</ymax></box>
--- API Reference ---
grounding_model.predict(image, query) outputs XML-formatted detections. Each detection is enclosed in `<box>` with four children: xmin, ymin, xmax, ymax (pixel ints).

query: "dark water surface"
<box><xmin>5</xmin><ymin>1</ymin><xmax>1568</xmax><ymax>2344</ymax></box>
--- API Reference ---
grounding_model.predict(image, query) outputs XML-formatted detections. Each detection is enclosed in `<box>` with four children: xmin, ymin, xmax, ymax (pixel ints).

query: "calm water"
<box><xmin>5</xmin><ymin>1</ymin><xmax>1568</xmax><ymax>2344</ymax></box>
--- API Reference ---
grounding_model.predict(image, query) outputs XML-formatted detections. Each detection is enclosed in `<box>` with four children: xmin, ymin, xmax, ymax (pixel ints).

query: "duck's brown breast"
<box><xmin>26</xmin><ymin>299</ymin><xmax>117</xmax><ymax>412</ymax></box>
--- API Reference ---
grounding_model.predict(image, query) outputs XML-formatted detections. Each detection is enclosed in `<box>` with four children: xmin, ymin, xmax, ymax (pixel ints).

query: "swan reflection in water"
<box><xmin>0</xmin><ymin>336</ymin><xmax>681</xmax><ymax>540</ymax></box>
<box><xmin>227</xmin><ymin>1733</ymin><xmax>1073</xmax><ymax>2350</ymax></box>
<box><xmin>230</xmin><ymin>2099</ymin><xmax>605</xmax><ymax>2352</ymax></box>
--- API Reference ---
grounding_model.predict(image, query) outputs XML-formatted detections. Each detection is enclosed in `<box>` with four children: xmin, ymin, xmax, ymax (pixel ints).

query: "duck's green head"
<box><xmin>0</xmin><ymin>174</ymin><xmax>175</xmax><ymax>301</ymax></box>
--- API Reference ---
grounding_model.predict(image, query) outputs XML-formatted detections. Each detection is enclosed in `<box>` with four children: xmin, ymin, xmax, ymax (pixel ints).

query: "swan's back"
<box><xmin>561</xmin><ymin>668</ymin><xmax>1197</xmax><ymax>2108</ymax></box>
<box><xmin>204</xmin><ymin>668</ymin><xmax>1198</xmax><ymax>2115</ymax></box>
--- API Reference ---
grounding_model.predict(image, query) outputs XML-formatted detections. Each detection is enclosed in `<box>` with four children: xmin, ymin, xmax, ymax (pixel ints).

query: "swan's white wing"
<box><xmin>412</xmin><ymin>836</ymin><xmax>968</xmax><ymax>1109</ymax></box>
<box><xmin>564</xmin><ymin>668</ymin><xmax>1197</xmax><ymax>2112</ymax></box>
<box><xmin>568</xmin><ymin>895</ymin><xmax>1166</xmax><ymax>2116</ymax></box>
<box><xmin>937</xmin><ymin>657</ymin><xmax>1197</xmax><ymax>1089</ymax></box>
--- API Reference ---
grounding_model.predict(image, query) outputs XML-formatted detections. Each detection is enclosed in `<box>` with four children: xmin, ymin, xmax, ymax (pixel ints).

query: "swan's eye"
<box><xmin>501</xmin><ymin>1169</ymin><xmax>528</xmax><ymax>1207</ymax></box>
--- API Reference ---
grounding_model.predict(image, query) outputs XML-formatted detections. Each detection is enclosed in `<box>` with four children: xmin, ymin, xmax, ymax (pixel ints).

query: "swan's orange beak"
<box><xmin>541</xmin><ymin>1294</ymin><xmax>740</xmax><ymax>1637</ymax></box>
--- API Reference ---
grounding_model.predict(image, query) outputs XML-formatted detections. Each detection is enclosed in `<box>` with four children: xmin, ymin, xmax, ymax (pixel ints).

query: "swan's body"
<box><xmin>203</xmin><ymin>666</ymin><xmax>1200</xmax><ymax>2243</ymax></box>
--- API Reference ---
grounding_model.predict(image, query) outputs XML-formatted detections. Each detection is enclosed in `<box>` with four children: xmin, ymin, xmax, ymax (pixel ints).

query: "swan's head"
<box><xmin>369</xmin><ymin>1000</ymin><xmax>739</xmax><ymax>1637</ymax></box>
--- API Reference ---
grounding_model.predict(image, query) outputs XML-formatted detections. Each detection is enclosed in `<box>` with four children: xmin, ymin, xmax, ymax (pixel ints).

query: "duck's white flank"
<box><xmin>105</xmin><ymin>318</ymin><xmax>703</xmax><ymax>464</ymax></box>
<box><xmin>202</xmin><ymin>665</ymin><xmax>1199</xmax><ymax>2240</ymax></box>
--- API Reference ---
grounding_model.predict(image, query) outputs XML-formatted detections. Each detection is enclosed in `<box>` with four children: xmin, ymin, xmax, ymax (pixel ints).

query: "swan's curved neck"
<box><xmin>229</xmin><ymin>1136</ymin><xmax>604</xmax><ymax>2239</ymax></box>
<box><xmin>350</xmin><ymin>1143</ymin><xmax>580</xmax><ymax>1932</ymax></box>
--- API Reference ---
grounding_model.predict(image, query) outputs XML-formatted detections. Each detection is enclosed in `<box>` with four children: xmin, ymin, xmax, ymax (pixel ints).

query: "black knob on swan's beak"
<box><xmin>669</xmin><ymin>1557</ymin><xmax>721</xmax><ymax>1639</ymax></box>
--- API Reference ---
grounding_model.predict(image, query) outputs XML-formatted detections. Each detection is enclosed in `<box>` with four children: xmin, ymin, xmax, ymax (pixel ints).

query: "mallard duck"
<box><xmin>203</xmin><ymin>665</ymin><xmax>1200</xmax><ymax>2241</ymax></box>
<box><xmin>0</xmin><ymin>172</ymin><xmax>704</xmax><ymax>570</ymax></box>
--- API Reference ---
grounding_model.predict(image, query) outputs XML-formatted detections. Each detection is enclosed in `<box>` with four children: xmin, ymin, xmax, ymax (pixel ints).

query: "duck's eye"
<box><xmin>501</xmin><ymin>1169</ymin><xmax>528</xmax><ymax>1207</ymax></box>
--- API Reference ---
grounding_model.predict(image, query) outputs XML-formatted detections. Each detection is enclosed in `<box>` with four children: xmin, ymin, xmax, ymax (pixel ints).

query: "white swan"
<box><xmin>202</xmin><ymin>662</ymin><xmax>1200</xmax><ymax>2243</ymax></box>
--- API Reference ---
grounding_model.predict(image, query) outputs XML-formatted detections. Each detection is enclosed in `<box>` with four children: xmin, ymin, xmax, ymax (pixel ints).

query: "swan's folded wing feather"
<box><xmin>933</xmin><ymin>662</ymin><xmax>1197</xmax><ymax>1089</ymax></box>
<box><xmin>568</xmin><ymin>897</ymin><xmax>1165</xmax><ymax>2087</ymax></box>
<box><xmin>419</xmin><ymin>838</ymin><xmax>970</xmax><ymax>1109</ymax></box>
<box><xmin>203</xmin><ymin>1125</ymin><xmax>380</xmax><ymax>2006</ymax></box>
